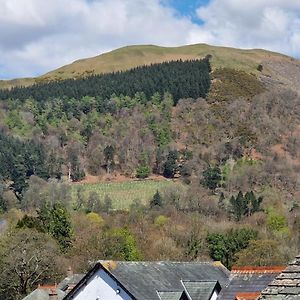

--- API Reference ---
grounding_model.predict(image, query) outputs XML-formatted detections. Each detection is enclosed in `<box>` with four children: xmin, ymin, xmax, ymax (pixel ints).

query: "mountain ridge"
<box><xmin>0</xmin><ymin>43</ymin><xmax>298</xmax><ymax>90</ymax></box>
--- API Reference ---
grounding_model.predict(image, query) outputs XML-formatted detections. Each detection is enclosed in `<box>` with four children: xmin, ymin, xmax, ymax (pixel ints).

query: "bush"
<box><xmin>136</xmin><ymin>165</ymin><xmax>151</xmax><ymax>179</ymax></box>
<box><xmin>163</xmin><ymin>150</ymin><xmax>178</xmax><ymax>178</ymax></box>
<box><xmin>150</xmin><ymin>190</ymin><xmax>163</xmax><ymax>208</ymax></box>
<box><xmin>154</xmin><ymin>215</ymin><xmax>169</xmax><ymax>227</ymax></box>
<box><xmin>235</xmin><ymin>239</ymin><xmax>285</xmax><ymax>266</ymax></box>
<box><xmin>103</xmin><ymin>228</ymin><xmax>142</xmax><ymax>261</ymax></box>
<box><xmin>206</xmin><ymin>228</ymin><xmax>258</xmax><ymax>269</ymax></box>
<box><xmin>86</xmin><ymin>212</ymin><xmax>104</xmax><ymax>226</ymax></box>
<box><xmin>257</xmin><ymin>64</ymin><xmax>263</xmax><ymax>72</ymax></box>
<box><xmin>267</xmin><ymin>212</ymin><xmax>287</xmax><ymax>232</ymax></box>
<box><xmin>201</xmin><ymin>166</ymin><xmax>222</xmax><ymax>191</ymax></box>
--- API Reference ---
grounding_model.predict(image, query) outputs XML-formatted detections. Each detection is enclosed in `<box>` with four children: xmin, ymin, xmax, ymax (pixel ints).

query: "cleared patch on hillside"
<box><xmin>260</xmin><ymin>57</ymin><xmax>300</xmax><ymax>93</ymax></box>
<box><xmin>72</xmin><ymin>179</ymin><xmax>183</xmax><ymax>210</ymax></box>
<box><xmin>208</xmin><ymin>68</ymin><xmax>265</xmax><ymax>102</ymax></box>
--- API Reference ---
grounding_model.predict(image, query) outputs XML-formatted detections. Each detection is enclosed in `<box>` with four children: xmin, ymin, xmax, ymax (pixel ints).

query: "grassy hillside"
<box><xmin>42</xmin><ymin>44</ymin><xmax>283</xmax><ymax>80</ymax></box>
<box><xmin>0</xmin><ymin>78</ymin><xmax>35</xmax><ymax>90</ymax></box>
<box><xmin>72</xmin><ymin>180</ymin><xmax>183</xmax><ymax>210</ymax></box>
<box><xmin>0</xmin><ymin>43</ymin><xmax>294</xmax><ymax>89</ymax></box>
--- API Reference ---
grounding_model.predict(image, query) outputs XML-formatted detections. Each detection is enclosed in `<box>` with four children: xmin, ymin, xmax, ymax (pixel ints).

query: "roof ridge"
<box><xmin>99</xmin><ymin>260</ymin><xmax>212</xmax><ymax>264</ymax></box>
<box><xmin>157</xmin><ymin>290</ymin><xmax>183</xmax><ymax>292</ymax></box>
<box><xmin>181</xmin><ymin>280</ymin><xmax>217</xmax><ymax>283</ymax></box>
<box><xmin>232</xmin><ymin>266</ymin><xmax>285</xmax><ymax>273</ymax></box>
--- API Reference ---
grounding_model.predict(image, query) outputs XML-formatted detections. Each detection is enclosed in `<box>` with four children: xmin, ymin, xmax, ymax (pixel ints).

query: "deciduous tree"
<box><xmin>0</xmin><ymin>229</ymin><xmax>60</xmax><ymax>299</ymax></box>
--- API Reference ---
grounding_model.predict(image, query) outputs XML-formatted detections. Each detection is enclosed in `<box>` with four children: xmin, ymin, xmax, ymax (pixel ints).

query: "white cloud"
<box><xmin>0</xmin><ymin>0</ymin><xmax>299</xmax><ymax>79</ymax></box>
<box><xmin>193</xmin><ymin>0</ymin><xmax>300</xmax><ymax>56</ymax></box>
<box><xmin>0</xmin><ymin>0</ymin><xmax>197</xmax><ymax>78</ymax></box>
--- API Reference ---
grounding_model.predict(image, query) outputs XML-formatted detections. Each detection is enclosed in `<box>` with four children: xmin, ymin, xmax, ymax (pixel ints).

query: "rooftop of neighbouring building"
<box><xmin>64</xmin><ymin>260</ymin><xmax>230</xmax><ymax>300</ymax></box>
<box><xmin>259</xmin><ymin>255</ymin><xmax>300</xmax><ymax>299</ymax></box>
<box><xmin>218</xmin><ymin>266</ymin><xmax>285</xmax><ymax>300</ymax></box>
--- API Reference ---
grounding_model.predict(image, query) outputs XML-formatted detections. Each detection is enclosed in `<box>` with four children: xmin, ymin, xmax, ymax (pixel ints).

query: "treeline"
<box><xmin>0</xmin><ymin>131</ymin><xmax>51</xmax><ymax>201</ymax></box>
<box><xmin>0</xmin><ymin>59</ymin><xmax>211</xmax><ymax>104</ymax></box>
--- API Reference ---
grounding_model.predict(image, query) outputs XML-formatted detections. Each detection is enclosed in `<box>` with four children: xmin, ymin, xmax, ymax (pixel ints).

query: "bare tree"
<box><xmin>0</xmin><ymin>229</ymin><xmax>61</xmax><ymax>299</ymax></box>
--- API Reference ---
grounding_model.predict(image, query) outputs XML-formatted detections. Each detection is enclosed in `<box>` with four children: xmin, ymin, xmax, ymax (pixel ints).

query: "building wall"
<box><xmin>71</xmin><ymin>269</ymin><xmax>133</xmax><ymax>300</ymax></box>
<box><xmin>211</xmin><ymin>290</ymin><xmax>218</xmax><ymax>300</ymax></box>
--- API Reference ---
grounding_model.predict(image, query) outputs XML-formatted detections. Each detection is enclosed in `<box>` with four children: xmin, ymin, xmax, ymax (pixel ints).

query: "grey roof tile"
<box><xmin>280</xmin><ymin>288</ymin><xmax>300</xmax><ymax>295</ymax></box>
<box><xmin>218</xmin><ymin>271</ymin><xmax>281</xmax><ymax>300</ymax></box>
<box><xmin>58</xmin><ymin>274</ymin><xmax>85</xmax><ymax>291</ymax></box>
<box><xmin>157</xmin><ymin>291</ymin><xmax>185</xmax><ymax>300</ymax></box>
<box><xmin>182</xmin><ymin>280</ymin><xmax>219</xmax><ymax>300</ymax></box>
<box><xmin>22</xmin><ymin>288</ymin><xmax>65</xmax><ymax>300</ymax></box>
<box><xmin>260</xmin><ymin>255</ymin><xmax>300</xmax><ymax>299</ymax></box>
<box><xmin>107</xmin><ymin>261</ymin><xmax>230</xmax><ymax>300</ymax></box>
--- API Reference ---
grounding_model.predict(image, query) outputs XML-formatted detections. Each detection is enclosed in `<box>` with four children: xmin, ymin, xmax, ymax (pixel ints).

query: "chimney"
<box><xmin>67</xmin><ymin>266</ymin><xmax>73</xmax><ymax>278</ymax></box>
<box><xmin>49</xmin><ymin>288</ymin><xmax>58</xmax><ymax>300</ymax></box>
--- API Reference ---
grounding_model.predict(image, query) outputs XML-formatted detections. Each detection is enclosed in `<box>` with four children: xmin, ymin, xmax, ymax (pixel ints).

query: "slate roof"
<box><xmin>182</xmin><ymin>280</ymin><xmax>221</xmax><ymax>300</ymax></box>
<box><xmin>58</xmin><ymin>273</ymin><xmax>85</xmax><ymax>292</ymax></box>
<box><xmin>22</xmin><ymin>286</ymin><xmax>65</xmax><ymax>300</ymax></box>
<box><xmin>64</xmin><ymin>261</ymin><xmax>230</xmax><ymax>300</ymax></box>
<box><xmin>259</xmin><ymin>255</ymin><xmax>300</xmax><ymax>299</ymax></box>
<box><xmin>157</xmin><ymin>291</ymin><xmax>186</xmax><ymax>300</ymax></box>
<box><xmin>218</xmin><ymin>266</ymin><xmax>284</xmax><ymax>300</ymax></box>
<box><xmin>108</xmin><ymin>261</ymin><xmax>230</xmax><ymax>300</ymax></box>
<box><xmin>22</xmin><ymin>273</ymin><xmax>84</xmax><ymax>300</ymax></box>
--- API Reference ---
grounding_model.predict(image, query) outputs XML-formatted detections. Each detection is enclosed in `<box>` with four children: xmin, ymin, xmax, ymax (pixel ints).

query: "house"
<box><xmin>22</xmin><ymin>285</ymin><xmax>65</xmax><ymax>300</ymax></box>
<box><xmin>58</xmin><ymin>267</ymin><xmax>85</xmax><ymax>294</ymax></box>
<box><xmin>259</xmin><ymin>255</ymin><xmax>300</xmax><ymax>299</ymax></box>
<box><xmin>22</xmin><ymin>268</ymin><xmax>84</xmax><ymax>300</ymax></box>
<box><xmin>218</xmin><ymin>266</ymin><xmax>285</xmax><ymax>300</ymax></box>
<box><xmin>63</xmin><ymin>261</ymin><xmax>230</xmax><ymax>300</ymax></box>
<box><xmin>27</xmin><ymin>256</ymin><xmax>300</xmax><ymax>300</ymax></box>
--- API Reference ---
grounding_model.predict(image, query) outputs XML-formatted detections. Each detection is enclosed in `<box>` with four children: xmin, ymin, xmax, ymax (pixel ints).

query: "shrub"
<box><xmin>201</xmin><ymin>166</ymin><xmax>222</xmax><ymax>191</ymax></box>
<box><xmin>206</xmin><ymin>228</ymin><xmax>258</xmax><ymax>269</ymax></box>
<box><xmin>150</xmin><ymin>190</ymin><xmax>163</xmax><ymax>208</ymax></box>
<box><xmin>236</xmin><ymin>239</ymin><xmax>285</xmax><ymax>266</ymax></box>
<box><xmin>86</xmin><ymin>212</ymin><xmax>104</xmax><ymax>226</ymax></box>
<box><xmin>154</xmin><ymin>215</ymin><xmax>169</xmax><ymax>227</ymax></box>
<box><xmin>267</xmin><ymin>212</ymin><xmax>287</xmax><ymax>232</ymax></box>
<box><xmin>136</xmin><ymin>165</ymin><xmax>151</xmax><ymax>179</ymax></box>
<box><xmin>257</xmin><ymin>64</ymin><xmax>263</xmax><ymax>72</ymax></box>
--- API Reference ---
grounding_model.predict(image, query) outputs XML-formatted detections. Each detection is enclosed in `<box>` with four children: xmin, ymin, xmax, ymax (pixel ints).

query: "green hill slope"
<box><xmin>0</xmin><ymin>43</ymin><xmax>296</xmax><ymax>89</ymax></box>
<box><xmin>42</xmin><ymin>44</ymin><xmax>283</xmax><ymax>79</ymax></box>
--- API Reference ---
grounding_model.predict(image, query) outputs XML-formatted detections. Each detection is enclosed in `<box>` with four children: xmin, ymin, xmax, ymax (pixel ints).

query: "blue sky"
<box><xmin>167</xmin><ymin>0</ymin><xmax>208</xmax><ymax>23</ymax></box>
<box><xmin>0</xmin><ymin>0</ymin><xmax>299</xmax><ymax>79</ymax></box>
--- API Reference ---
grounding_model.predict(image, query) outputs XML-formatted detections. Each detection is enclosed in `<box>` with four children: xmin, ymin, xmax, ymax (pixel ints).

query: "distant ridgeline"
<box><xmin>0</xmin><ymin>59</ymin><xmax>211</xmax><ymax>104</ymax></box>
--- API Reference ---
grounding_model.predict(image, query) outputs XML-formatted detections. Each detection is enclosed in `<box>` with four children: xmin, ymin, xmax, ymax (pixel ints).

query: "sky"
<box><xmin>0</xmin><ymin>0</ymin><xmax>300</xmax><ymax>79</ymax></box>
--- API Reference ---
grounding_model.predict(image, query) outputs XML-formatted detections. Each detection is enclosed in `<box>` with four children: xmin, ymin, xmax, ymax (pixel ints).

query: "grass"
<box><xmin>1</xmin><ymin>43</ymin><xmax>290</xmax><ymax>89</ymax></box>
<box><xmin>72</xmin><ymin>179</ymin><xmax>183</xmax><ymax>210</ymax></box>
<box><xmin>0</xmin><ymin>77</ymin><xmax>35</xmax><ymax>90</ymax></box>
<box><xmin>43</xmin><ymin>44</ymin><xmax>283</xmax><ymax>80</ymax></box>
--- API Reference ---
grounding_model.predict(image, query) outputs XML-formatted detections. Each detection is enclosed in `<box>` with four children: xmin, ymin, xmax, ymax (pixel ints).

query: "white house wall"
<box><xmin>210</xmin><ymin>290</ymin><xmax>218</xmax><ymax>300</ymax></box>
<box><xmin>70</xmin><ymin>269</ymin><xmax>134</xmax><ymax>300</ymax></box>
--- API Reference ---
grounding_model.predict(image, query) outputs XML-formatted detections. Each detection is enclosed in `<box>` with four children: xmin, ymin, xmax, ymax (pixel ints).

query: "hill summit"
<box><xmin>0</xmin><ymin>43</ymin><xmax>299</xmax><ymax>92</ymax></box>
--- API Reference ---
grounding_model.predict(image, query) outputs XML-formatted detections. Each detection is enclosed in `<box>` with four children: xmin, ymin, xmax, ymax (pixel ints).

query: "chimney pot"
<box><xmin>49</xmin><ymin>288</ymin><xmax>58</xmax><ymax>300</ymax></box>
<box><xmin>67</xmin><ymin>266</ymin><xmax>73</xmax><ymax>277</ymax></box>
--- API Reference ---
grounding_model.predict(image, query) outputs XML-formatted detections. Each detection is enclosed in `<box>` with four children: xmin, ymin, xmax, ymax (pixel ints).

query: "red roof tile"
<box><xmin>235</xmin><ymin>292</ymin><xmax>261</xmax><ymax>300</ymax></box>
<box><xmin>37</xmin><ymin>284</ymin><xmax>57</xmax><ymax>290</ymax></box>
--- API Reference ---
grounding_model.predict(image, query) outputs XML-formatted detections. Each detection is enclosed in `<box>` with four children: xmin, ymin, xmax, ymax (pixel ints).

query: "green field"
<box><xmin>72</xmin><ymin>179</ymin><xmax>183</xmax><ymax>210</ymax></box>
